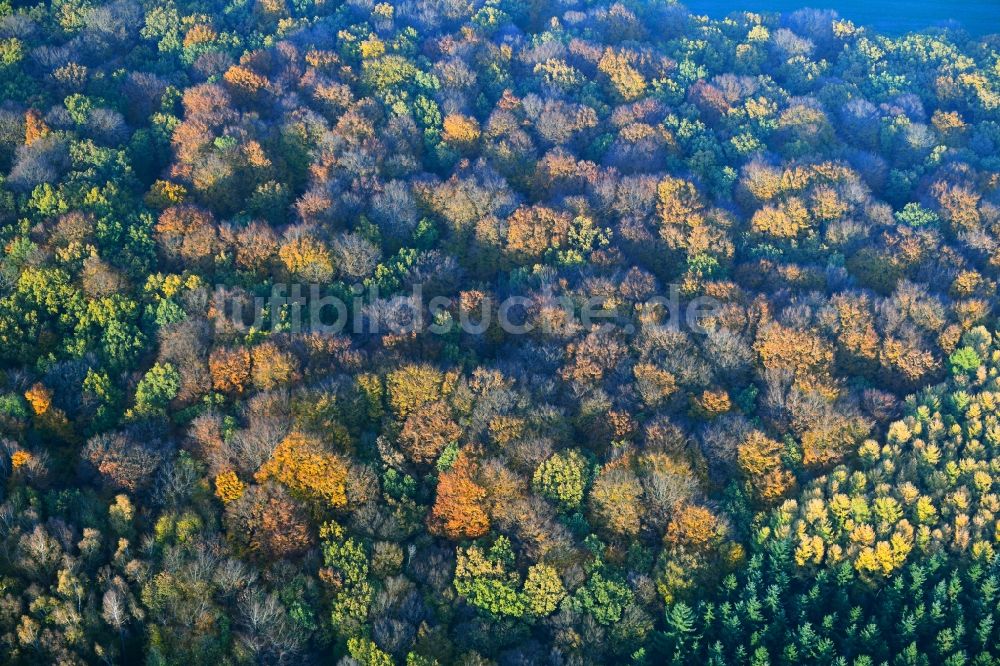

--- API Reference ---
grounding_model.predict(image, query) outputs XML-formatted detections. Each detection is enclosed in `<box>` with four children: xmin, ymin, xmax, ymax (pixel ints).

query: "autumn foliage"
<box><xmin>429</xmin><ymin>451</ymin><xmax>490</xmax><ymax>540</ymax></box>
<box><xmin>208</xmin><ymin>347</ymin><xmax>252</xmax><ymax>394</ymax></box>
<box><xmin>256</xmin><ymin>432</ymin><xmax>349</xmax><ymax>509</ymax></box>
<box><xmin>1</xmin><ymin>1</ymin><xmax>999</xmax><ymax>663</ymax></box>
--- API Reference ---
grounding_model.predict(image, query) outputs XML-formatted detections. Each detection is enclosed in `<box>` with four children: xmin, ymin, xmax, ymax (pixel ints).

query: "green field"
<box><xmin>685</xmin><ymin>0</ymin><xmax>1000</xmax><ymax>35</ymax></box>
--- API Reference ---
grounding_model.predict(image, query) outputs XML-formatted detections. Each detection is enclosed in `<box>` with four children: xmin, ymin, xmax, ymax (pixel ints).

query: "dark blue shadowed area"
<box><xmin>683</xmin><ymin>0</ymin><xmax>1000</xmax><ymax>36</ymax></box>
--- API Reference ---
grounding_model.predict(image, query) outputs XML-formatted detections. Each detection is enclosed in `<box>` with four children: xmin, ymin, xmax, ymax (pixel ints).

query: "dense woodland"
<box><xmin>0</xmin><ymin>0</ymin><xmax>999</xmax><ymax>663</ymax></box>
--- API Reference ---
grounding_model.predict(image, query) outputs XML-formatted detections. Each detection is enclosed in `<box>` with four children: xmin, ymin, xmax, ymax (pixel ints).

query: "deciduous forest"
<box><xmin>0</xmin><ymin>0</ymin><xmax>999</xmax><ymax>663</ymax></box>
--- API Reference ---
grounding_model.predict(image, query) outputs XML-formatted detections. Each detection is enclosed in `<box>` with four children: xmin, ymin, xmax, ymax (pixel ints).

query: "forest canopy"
<box><xmin>0</xmin><ymin>0</ymin><xmax>999</xmax><ymax>663</ymax></box>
